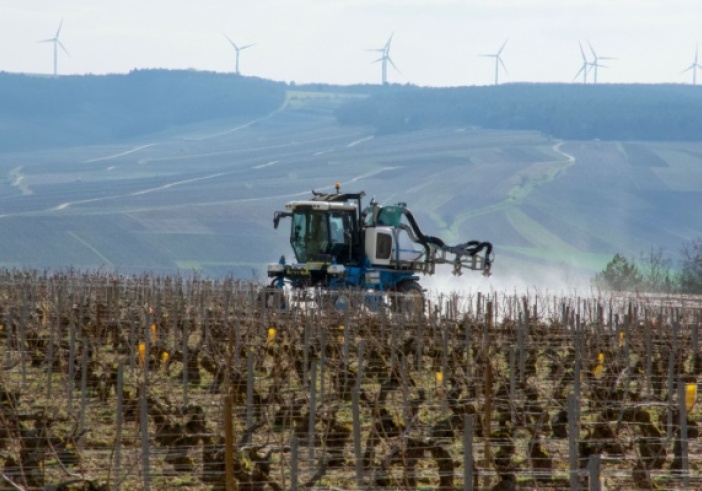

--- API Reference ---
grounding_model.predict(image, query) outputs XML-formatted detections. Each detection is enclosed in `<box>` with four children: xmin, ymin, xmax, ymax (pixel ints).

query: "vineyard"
<box><xmin>0</xmin><ymin>270</ymin><xmax>700</xmax><ymax>490</ymax></box>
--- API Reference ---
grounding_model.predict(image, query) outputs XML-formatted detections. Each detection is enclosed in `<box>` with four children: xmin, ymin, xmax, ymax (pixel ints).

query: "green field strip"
<box><xmin>441</xmin><ymin>142</ymin><xmax>574</xmax><ymax>243</ymax></box>
<box><xmin>442</xmin><ymin>203</ymin><xmax>507</xmax><ymax>244</ymax></box>
<box><xmin>499</xmin><ymin>245</ymin><xmax>612</xmax><ymax>270</ymax></box>
<box><xmin>504</xmin><ymin>206</ymin><xmax>578</xmax><ymax>253</ymax></box>
<box><xmin>66</xmin><ymin>231</ymin><xmax>114</xmax><ymax>266</ymax></box>
<box><xmin>443</xmin><ymin>145</ymin><xmax>577</xmax><ymax>247</ymax></box>
<box><xmin>525</xmin><ymin>201</ymin><xmax>637</xmax><ymax>255</ymax></box>
<box><xmin>506</xmin><ymin>157</ymin><xmax>574</xmax><ymax>202</ymax></box>
<box><xmin>284</xmin><ymin>90</ymin><xmax>367</xmax><ymax>110</ymax></box>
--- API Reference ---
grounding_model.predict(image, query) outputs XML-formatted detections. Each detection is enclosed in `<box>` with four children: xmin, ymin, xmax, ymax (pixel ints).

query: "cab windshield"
<box><xmin>290</xmin><ymin>209</ymin><xmax>353</xmax><ymax>263</ymax></box>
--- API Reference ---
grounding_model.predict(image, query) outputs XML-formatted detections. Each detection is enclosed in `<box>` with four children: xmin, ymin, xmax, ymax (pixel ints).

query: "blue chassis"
<box><xmin>273</xmin><ymin>264</ymin><xmax>420</xmax><ymax>292</ymax></box>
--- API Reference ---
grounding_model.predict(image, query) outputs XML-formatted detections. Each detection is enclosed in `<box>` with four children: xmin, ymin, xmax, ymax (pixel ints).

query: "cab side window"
<box><xmin>376</xmin><ymin>233</ymin><xmax>392</xmax><ymax>260</ymax></box>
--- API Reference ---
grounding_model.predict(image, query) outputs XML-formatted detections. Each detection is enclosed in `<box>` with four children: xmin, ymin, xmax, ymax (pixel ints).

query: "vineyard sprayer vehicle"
<box><xmin>266</xmin><ymin>185</ymin><xmax>494</xmax><ymax>311</ymax></box>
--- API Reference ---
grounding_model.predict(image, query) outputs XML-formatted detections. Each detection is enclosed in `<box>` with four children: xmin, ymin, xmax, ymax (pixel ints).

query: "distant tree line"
<box><xmin>0</xmin><ymin>70</ymin><xmax>286</xmax><ymax>151</ymax></box>
<box><xmin>593</xmin><ymin>238</ymin><xmax>702</xmax><ymax>293</ymax></box>
<box><xmin>335</xmin><ymin>83</ymin><xmax>702</xmax><ymax>141</ymax></box>
<box><xmin>4</xmin><ymin>73</ymin><xmax>702</xmax><ymax>151</ymax></box>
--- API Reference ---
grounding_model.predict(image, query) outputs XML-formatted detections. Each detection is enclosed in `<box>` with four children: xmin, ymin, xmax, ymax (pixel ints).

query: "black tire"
<box><xmin>259</xmin><ymin>279</ymin><xmax>289</xmax><ymax>310</ymax></box>
<box><xmin>391</xmin><ymin>280</ymin><xmax>425</xmax><ymax>314</ymax></box>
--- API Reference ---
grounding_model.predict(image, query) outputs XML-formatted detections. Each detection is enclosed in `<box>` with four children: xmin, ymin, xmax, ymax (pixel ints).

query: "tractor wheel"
<box><xmin>391</xmin><ymin>281</ymin><xmax>425</xmax><ymax>315</ymax></box>
<box><xmin>260</xmin><ymin>287</ymin><xmax>285</xmax><ymax>310</ymax></box>
<box><xmin>259</xmin><ymin>279</ymin><xmax>290</xmax><ymax>310</ymax></box>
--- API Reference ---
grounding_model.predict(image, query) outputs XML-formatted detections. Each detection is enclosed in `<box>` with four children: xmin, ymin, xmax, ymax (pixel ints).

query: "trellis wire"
<box><xmin>0</xmin><ymin>270</ymin><xmax>700</xmax><ymax>490</ymax></box>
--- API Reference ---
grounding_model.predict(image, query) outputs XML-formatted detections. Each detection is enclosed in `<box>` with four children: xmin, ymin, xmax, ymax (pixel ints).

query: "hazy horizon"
<box><xmin>2</xmin><ymin>1</ymin><xmax>701</xmax><ymax>87</ymax></box>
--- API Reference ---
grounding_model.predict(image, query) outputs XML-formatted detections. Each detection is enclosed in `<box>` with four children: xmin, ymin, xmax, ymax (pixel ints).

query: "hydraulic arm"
<box><xmin>393</xmin><ymin>206</ymin><xmax>493</xmax><ymax>276</ymax></box>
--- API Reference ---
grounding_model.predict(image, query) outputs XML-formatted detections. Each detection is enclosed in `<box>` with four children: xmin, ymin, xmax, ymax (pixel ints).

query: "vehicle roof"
<box><xmin>285</xmin><ymin>201</ymin><xmax>357</xmax><ymax>211</ymax></box>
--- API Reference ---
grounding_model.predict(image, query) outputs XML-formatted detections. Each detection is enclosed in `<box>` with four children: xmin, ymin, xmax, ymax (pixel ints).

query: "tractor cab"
<box><xmin>269</xmin><ymin>188</ymin><xmax>367</xmax><ymax>288</ymax></box>
<box><xmin>288</xmin><ymin>202</ymin><xmax>358</xmax><ymax>265</ymax></box>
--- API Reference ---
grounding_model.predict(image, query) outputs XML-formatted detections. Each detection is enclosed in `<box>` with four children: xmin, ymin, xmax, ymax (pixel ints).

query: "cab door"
<box><xmin>328</xmin><ymin>211</ymin><xmax>355</xmax><ymax>263</ymax></box>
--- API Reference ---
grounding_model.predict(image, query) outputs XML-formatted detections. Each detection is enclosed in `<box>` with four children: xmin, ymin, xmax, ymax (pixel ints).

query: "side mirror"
<box><xmin>273</xmin><ymin>211</ymin><xmax>291</xmax><ymax>230</ymax></box>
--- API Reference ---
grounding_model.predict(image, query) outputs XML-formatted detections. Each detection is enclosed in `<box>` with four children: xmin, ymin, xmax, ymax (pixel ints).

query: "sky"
<box><xmin>2</xmin><ymin>0</ymin><xmax>701</xmax><ymax>87</ymax></box>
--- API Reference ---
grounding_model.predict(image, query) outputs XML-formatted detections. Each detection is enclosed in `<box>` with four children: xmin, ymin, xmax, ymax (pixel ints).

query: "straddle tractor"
<box><xmin>266</xmin><ymin>184</ymin><xmax>494</xmax><ymax>310</ymax></box>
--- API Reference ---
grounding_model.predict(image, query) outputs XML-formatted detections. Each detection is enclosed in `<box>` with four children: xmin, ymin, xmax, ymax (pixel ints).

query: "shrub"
<box><xmin>593</xmin><ymin>253</ymin><xmax>643</xmax><ymax>292</ymax></box>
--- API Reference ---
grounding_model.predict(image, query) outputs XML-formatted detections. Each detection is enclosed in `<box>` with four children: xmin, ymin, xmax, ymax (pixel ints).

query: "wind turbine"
<box><xmin>368</xmin><ymin>33</ymin><xmax>398</xmax><ymax>85</ymax></box>
<box><xmin>574</xmin><ymin>42</ymin><xmax>591</xmax><ymax>83</ymax></box>
<box><xmin>588</xmin><ymin>42</ymin><xmax>615</xmax><ymax>84</ymax></box>
<box><xmin>480</xmin><ymin>39</ymin><xmax>508</xmax><ymax>85</ymax></box>
<box><xmin>683</xmin><ymin>44</ymin><xmax>701</xmax><ymax>85</ymax></box>
<box><xmin>224</xmin><ymin>35</ymin><xmax>255</xmax><ymax>76</ymax></box>
<box><xmin>39</xmin><ymin>20</ymin><xmax>69</xmax><ymax>78</ymax></box>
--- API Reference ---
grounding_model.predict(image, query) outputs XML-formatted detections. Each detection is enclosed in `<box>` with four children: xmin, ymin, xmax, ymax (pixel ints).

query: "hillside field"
<box><xmin>1</xmin><ymin>88</ymin><xmax>702</xmax><ymax>288</ymax></box>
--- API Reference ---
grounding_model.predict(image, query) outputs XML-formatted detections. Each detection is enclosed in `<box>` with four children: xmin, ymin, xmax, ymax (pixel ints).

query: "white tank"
<box><xmin>395</xmin><ymin>228</ymin><xmax>424</xmax><ymax>262</ymax></box>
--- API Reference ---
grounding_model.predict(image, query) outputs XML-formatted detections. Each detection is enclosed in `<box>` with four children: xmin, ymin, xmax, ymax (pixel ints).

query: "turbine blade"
<box><xmin>579</xmin><ymin>42</ymin><xmax>588</xmax><ymax>62</ymax></box>
<box><xmin>587</xmin><ymin>41</ymin><xmax>597</xmax><ymax>59</ymax></box>
<box><xmin>499</xmin><ymin>57</ymin><xmax>508</xmax><ymax>74</ymax></box>
<box><xmin>574</xmin><ymin>65</ymin><xmax>585</xmax><ymax>81</ymax></box>
<box><xmin>498</xmin><ymin>38</ymin><xmax>508</xmax><ymax>55</ymax></box>
<box><xmin>386</xmin><ymin>32</ymin><xmax>394</xmax><ymax>49</ymax></box>
<box><xmin>38</xmin><ymin>38</ymin><xmax>54</xmax><ymax>43</ymax></box>
<box><xmin>58</xmin><ymin>40</ymin><xmax>69</xmax><ymax>56</ymax></box>
<box><xmin>55</xmin><ymin>20</ymin><xmax>63</xmax><ymax>38</ymax></box>
<box><xmin>388</xmin><ymin>56</ymin><xmax>399</xmax><ymax>72</ymax></box>
<box><xmin>240</xmin><ymin>43</ymin><xmax>255</xmax><ymax>50</ymax></box>
<box><xmin>223</xmin><ymin>34</ymin><xmax>237</xmax><ymax>49</ymax></box>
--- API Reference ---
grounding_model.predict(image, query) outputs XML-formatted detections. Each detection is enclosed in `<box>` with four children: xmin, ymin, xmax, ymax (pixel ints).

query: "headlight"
<box><xmin>327</xmin><ymin>264</ymin><xmax>346</xmax><ymax>275</ymax></box>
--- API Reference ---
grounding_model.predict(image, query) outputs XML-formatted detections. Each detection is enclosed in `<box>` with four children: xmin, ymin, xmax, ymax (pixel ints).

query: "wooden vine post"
<box><xmin>224</xmin><ymin>324</ymin><xmax>237</xmax><ymax>491</ymax></box>
<box><xmin>483</xmin><ymin>300</ymin><xmax>493</xmax><ymax>490</ymax></box>
<box><xmin>224</xmin><ymin>393</ymin><xmax>236</xmax><ymax>491</ymax></box>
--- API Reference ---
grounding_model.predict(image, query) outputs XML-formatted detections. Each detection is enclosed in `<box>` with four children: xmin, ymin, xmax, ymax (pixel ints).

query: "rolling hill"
<box><xmin>0</xmin><ymin>71</ymin><xmax>700</xmax><ymax>289</ymax></box>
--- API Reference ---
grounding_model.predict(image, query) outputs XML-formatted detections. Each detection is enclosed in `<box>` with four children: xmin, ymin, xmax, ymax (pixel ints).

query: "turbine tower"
<box><xmin>683</xmin><ymin>44</ymin><xmax>701</xmax><ymax>85</ymax></box>
<box><xmin>480</xmin><ymin>39</ymin><xmax>508</xmax><ymax>85</ymax></box>
<box><xmin>574</xmin><ymin>42</ymin><xmax>591</xmax><ymax>83</ymax></box>
<box><xmin>588</xmin><ymin>42</ymin><xmax>615</xmax><ymax>84</ymax></box>
<box><xmin>369</xmin><ymin>33</ymin><xmax>398</xmax><ymax>85</ymax></box>
<box><xmin>224</xmin><ymin>35</ymin><xmax>255</xmax><ymax>76</ymax></box>
<box><xmin>39</xmin><ymin>20</ymin><xmax>69</xmax><ymax>78</ymax></box>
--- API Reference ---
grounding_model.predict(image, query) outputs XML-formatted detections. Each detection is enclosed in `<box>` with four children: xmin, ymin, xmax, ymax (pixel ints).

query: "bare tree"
<box><xmin>638</xmin><ymin>247</ymin><xmax>674</xmax><ymax>293</ymax></box>
<box><xmin>680</xmin><ymin>238</ymin><xmax>702</xmax><ymax>294</ymax></box>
